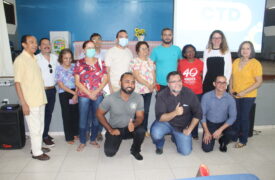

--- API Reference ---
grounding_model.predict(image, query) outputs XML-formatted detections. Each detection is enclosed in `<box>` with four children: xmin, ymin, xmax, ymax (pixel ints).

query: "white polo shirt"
<box><xmin>37</xmin><ymin>53</ymin><xmax>59</xmax><ymax>87</ymax></box>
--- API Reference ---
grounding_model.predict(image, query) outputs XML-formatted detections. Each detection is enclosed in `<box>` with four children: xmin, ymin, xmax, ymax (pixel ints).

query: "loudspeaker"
<box><xmin>0</xmin><ymin>105</ymin><xmax>26</xmax><ymax>149</ymax></box>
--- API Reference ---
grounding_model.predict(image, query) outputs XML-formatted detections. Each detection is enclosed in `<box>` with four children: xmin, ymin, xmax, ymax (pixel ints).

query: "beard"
<box><xmin>121</xmin><ymin>86</ymin><xmax>134</xmax><ymax>95</ymax></box>
<box><xmin>162</xmin><ymin>39</ymin><xmax>173</xmax><ymax>44</ymax></box>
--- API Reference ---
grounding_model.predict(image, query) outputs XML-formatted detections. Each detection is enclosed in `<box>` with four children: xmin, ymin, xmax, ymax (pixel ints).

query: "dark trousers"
<box><xmin>202</xmin><ymin>120</ymin><xmax>236</xmax><ymax>152</ymax></box>
<box><xmin>191</xmin><ymin>94</ymin><xmax>202</xmax><ymax>138</ymax></box>
<box><xmin>233</xmin><ymin>98</ymin><xmax>256</xmax><ymax>144</ymax></box>
<box><xmin>43</xmin><ymin>88</ymin><xmax>56</xmax><ymax>138</ymax></box>
<box><xmin>141</xmin><ymin>93</ymin><xmax>152</xmax><ymax>131</ymax></box>
<box><xmin>59</xmin><ymin>91</ymin><xmax>79</xmax><ymax>141</ymax></box>
<box><xmin>104</xmin><ymin>126</ymin><xmax>145</xmax><ymax>157</ymax></box>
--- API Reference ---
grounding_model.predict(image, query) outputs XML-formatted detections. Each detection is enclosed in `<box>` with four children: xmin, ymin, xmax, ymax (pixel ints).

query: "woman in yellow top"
<box><xmin>230</xmin><ymin>41</ymin><xmax>263</xmax><ymax>148</ymax></box>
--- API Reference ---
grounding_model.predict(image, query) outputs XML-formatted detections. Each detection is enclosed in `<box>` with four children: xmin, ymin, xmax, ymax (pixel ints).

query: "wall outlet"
<box><xmin>2</xmin><ymin>99</ymin><xmax>9</xmax><ymax>104</ymax></box>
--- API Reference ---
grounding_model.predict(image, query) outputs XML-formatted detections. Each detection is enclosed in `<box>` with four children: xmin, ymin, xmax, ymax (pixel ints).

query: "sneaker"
<box><xmin>43</xmin><ymin>137</ymin><xmax>55</xmax><ymax>147</ymax></box>
<box><xmin>32</xmin><ymin>153</ymin><xmax>50</xmax><ymax>161</ymax></box>
<box><xmin>48</xmin><ymin>135</ymin><xmax>55</xmax><ymax>142</ymax></box>
<box><xmin>131</xmin><ymin>151</ymin><xmax>143</xmax><ymax>160</ymax></box>
<box><xmin>156</xmin><ymin>148</ymin><xmax>163</xmax><ymax>155</ymax></box>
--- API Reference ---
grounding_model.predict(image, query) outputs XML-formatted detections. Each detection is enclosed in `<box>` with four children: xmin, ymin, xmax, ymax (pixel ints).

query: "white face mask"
<box><xmin>118</xmin><ymin>38</ymin><xmax>128</xmax><ymax>47</ymax></box>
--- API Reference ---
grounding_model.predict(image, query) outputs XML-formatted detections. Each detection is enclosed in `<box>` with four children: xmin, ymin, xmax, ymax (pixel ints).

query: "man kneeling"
<box><xmin>201</xmin><ymin>76</ymin><xmax>237</xmax><ymax>152</ymax></box>
<box><xmin>96</xmin><ymin>72</ymin><xmax>145</xmax><ymax>160</ymax></box>
<box><xmin>151</xmin><ymin>71</ymin><xmax>202</xmax><ymax>155</ymax></box>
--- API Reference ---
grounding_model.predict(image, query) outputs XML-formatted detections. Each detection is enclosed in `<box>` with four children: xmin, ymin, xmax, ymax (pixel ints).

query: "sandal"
<box><xmin>90</xmin><ymin>141</ymin><xmax>100</xmax><ymax>148</ymax></box>
<box><xmin>235</xmin><ymin>142</ymin><xmax>246</xmax><ymax>148</ymax></box>
<box><xmin>77</xmin><ymin>144</ymin><xmax>86</xmax><ymax>152</ymax></box>
<box><xmin>67</xmin><ymin>140</ymin><xmax>74</xmax><ymax>145</ymax></box>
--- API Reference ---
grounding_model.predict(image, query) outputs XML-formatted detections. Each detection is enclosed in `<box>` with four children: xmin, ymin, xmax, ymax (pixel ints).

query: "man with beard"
<box><xmin>150</xmin><ymin>71</ymin><xmax>202</xmax><ymax>155</ymax></box>
<box><xmin>37</xmin><ymin>38</ymin><xmax>58</xmax><ymax>147</ymax></box>
<box><xmin>96</xmin><ymin>72</ymin><xmax>145</xmax><ymax>160</ymax></box>
<box><xmin>150</xmin><ymin>28</ymin><xmax>181</xmax><ymax>91</ymax></box>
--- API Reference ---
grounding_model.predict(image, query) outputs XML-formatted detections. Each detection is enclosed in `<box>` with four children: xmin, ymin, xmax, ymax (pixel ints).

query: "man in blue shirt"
<box><xmin>201</xmin><ymin>75</ymin><xmax>237</xmax><ymax>152</ymax></box>
<box><xmin>150</xmin><ymin>28</ymin><xmax>181</xmax><ymax>91</ymax></box>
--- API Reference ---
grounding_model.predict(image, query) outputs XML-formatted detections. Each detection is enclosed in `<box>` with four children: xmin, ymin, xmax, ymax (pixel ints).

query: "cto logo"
<box><xmin>181</xmin><ymin>1</ymin><xmax>252</xmax><ymax>31</ymax></box>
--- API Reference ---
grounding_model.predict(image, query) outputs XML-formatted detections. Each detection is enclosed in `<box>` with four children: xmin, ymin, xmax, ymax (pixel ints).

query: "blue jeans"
<box><xmin>141</xmin><ymin>93</ymin><xmax>152</xmax><ymax>131</ymax></box>
<box><xmin>78</xmin><ymin>95</ymin><xmax>103</xmax><ymax>144</ymax></box>
<box><xmin>150</xmin><ymin>121</ymin><xmax>192</xmax><ymax>155</ymax></box>
<box><xmin>43</xmin><ymin>88</ymin><xmax>56</xmax><ymax>138</ymax></box>
<box><xmin>233</xmin><ymin>98</ymin><xmax>255</xmax><ymax>145</ymax></box>
<box><xmin>191</xmin><ymin>94</ymin><xmax>202</xmax><ymax>138</ymax></box>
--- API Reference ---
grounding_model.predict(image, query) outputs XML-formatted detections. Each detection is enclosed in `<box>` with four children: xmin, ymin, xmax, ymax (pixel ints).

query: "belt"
<box><xmin>45</xmin><ymin>86</ymin><xmax>55</xmax><ymax>90</ymax></box>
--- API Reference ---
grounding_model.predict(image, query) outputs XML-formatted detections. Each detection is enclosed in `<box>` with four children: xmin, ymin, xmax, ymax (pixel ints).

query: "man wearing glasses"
<box><xmin>150</xmin><ymin>71</ymin><xmax>202</xmax><ymax>155</ymax></box>
<box><xmin>201</xmin><ymin>76</ymin><xmax>237</xmax><ymax>153</ymax></box>
<box><xmin>37</xmin><ymin>38</ymin><xmax>58</xmax><ymax>147</ymax></box>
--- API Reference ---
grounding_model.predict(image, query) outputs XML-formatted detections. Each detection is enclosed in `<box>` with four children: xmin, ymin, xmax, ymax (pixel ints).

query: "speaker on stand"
<box><xmin>0</xmin><ymin>104</ymin><xmax>26</xmax><ymax>149</ymax></box>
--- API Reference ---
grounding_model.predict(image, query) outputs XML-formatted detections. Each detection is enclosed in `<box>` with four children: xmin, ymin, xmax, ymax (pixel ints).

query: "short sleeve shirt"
<box><xmin>74</xmin><ymin>58</ymin><xmax>107</xmax><ymax>98</ymax></box>
<box><xmin>150</xmin><ymin>45</ymin><xmax>181</xmax><ymax>86</ymax></box>
<box><xmin>99</xmin><ymin>91</ymin><xmax>144</xmax><ymax>128</ymax></box>
<box><xmin>55</xmin><ymin>64</ymin><xmax>76</xmax><ymax>93</ymax></box>
<box><xmin>178</xmin><ymin>58</ymin><xmax>203</xmax><ymax>94</ymax></box>
<box><xmin>232</xmin><ymin>58</ymin><xmax>262</xmax><ymax>98</ymax></box>
<box><xmin>13</xmin><ymin>50</ymin><xmax>47</xmax><ymax>107</ymax></box>
<box><xmin>129</xmin><ymin>57</ymin><xmax>155</xmax><ymax>94</ymax></box>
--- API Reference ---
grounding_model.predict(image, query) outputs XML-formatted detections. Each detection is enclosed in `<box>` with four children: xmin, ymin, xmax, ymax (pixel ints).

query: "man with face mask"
<box><xmin>150</xmin><ymin>28</ymin><xmax>182</xmax><ymax>91</ymax></box>
<box><xmin>96</xmin><ymin>72</ymin><xmax>145</xmax><ymax>160</ymax></box>
<box><xmin>150</xmin><ymin>71</ymin><xmax>202</xmax><ymax>156</ymax></box>
<box><xmin>105</xmin><ymin>30</ymin><xmax>133</xmax><ymax>93</ymax></box>
<box><xmin>37</xmin><ymin>38</ymin><xmax>59</xmax><ymax>147</ymax></box>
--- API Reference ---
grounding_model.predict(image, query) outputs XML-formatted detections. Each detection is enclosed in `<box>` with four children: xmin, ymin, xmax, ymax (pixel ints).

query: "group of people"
<box><xmin>13</xmin><ymin>28</ymin><xmax>262</xmax><ymax>161</ymax></box>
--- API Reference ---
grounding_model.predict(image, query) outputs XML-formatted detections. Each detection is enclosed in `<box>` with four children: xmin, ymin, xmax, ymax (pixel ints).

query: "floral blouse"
<box><xmin>55</xmin><ymin>64</ymin><xmax>76</xmax><ymax>93</ymax></box>
<box><xmin>129</xmin><ymin>57</ymin><xmax>155</xmax><ymax>94</ymax></box>
<box><xmin>74</xmin><ymin>58</ymin><xmax>107</xmax><ymax>98</ymax></box>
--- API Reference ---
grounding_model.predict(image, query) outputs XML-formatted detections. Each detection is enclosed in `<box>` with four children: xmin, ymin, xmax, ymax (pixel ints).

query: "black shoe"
<box><xmin>48</xmin><ymin>135</ymin><xmax>55</xmax><ymax>142</ymax></box>
<box><xmin>30</xmin><ymin>147</ymin><xmax>51</xmax><ymax>155</ymax></box>
<box><xmin>32</xmin><ymin>153</ymin><xmax>50</xmax><ymax>161</ymax></box>
<box><xmin>156</xmin><ymin>148</ymin><xmax>163</xmax><ymax>155</ymax></box>
<box><xmin>219</xmin><ymin>138</ymin><xmax>227</xmax><ymax>152</ymax></box>
<box><xmin>131</xmin><ymin>151</ymin><xmax>143</xmax><ymax>160</ymax></box>
<box><xmin>43</xmin><ymin>137</ymin><xmax>55</xmax><ymax>147</ymax></box>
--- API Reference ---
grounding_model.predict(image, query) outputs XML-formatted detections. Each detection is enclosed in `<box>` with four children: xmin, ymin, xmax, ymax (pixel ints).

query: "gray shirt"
<box><xmin>201</xmin><ymin>90</ymin><xmax>237</xmax><ymax>125</ymax></box>
<box><xmin>99</xmin><ymin>91</ymin><xmax>144</xmax><ymax>128</ymax></box>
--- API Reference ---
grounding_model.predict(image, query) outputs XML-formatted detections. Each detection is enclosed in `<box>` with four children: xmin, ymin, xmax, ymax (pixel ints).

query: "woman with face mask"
<box><xmin>74</xmin><ymin>40</ymin><xmax>108</xmax><ymax>151</ymax></box>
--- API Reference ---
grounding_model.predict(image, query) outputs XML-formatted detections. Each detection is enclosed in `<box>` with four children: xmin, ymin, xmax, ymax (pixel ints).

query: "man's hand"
<box><xmin>203</xmin><ymin>131</ymin><xmax>212</xmax><ymax>144</ymax></box>
<box><xmin>183</xmin><ymin>128</ymin><xmax>191</xmax><ymax>136</ymax></box>
<box><xmin>109</xmin><ymin>129</ymin><xmax>120</xmax><ymax>136</ymax></box>
<box><xmin>128</xmin><ymin>118</ymin><xmax>135</xmax><ymax>132</ymax></box>
<box><xmin>174</xmin><ymin>103</ymin><xmax>184</xmax><ymax>116</ymax></box>
<box><xmin>22</xmin><ymin>103</ymin><xmax>30</xmax><ymax>116</ymax></box>
<box><xmin>212</xmin><ymin>129</ymin><xmax>223</xmax><ymax>139</ymax></box>
<box><xmin>72</xmin><ymin>94</ymin><xmax>78</xmax><ymax>104</ymax></box>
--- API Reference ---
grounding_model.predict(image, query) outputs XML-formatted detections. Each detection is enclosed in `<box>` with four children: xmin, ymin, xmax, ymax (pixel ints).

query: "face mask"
<box><xmin>86</xmin><ymin>48</ymin><xmax>96</xmax><ymax>58</ymax></box>
<box><xmin>119</xmin><ymin>38</ymin><xmax>128</xmax><ymax>47</ymax></box>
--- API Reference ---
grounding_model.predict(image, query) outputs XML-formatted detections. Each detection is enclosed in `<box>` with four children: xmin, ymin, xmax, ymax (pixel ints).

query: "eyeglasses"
<box><xmin>212</xmin><ymin>37</ymin><xmax>222</xmax><ymax>40</ymax></box>
<box><xmin>48</xmin><ymin>64</ymin><xmax>53</xmax><ymax>74</ymax></box>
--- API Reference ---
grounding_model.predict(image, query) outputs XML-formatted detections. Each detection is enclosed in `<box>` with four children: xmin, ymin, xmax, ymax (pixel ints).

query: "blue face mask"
<box><xmin>119</xmin><ymin>38</ymin><xmax>128</xmax><ymax>47</ymax></box>
<box><xmin>86</xmin><ymin>48</ymin><xmax>96</xmax><ymax>58</ymax></box>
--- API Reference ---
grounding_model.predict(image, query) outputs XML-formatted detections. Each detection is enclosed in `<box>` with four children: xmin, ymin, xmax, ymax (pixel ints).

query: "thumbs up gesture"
<box><xmin>175</xmin><ymin>103</ymin><xmax>184</xmax><ymax>116</ymax></box>
<box><xmin>128</xmin><ymin>118</ymin><xmax>135</xmax><ymax>132</ymax></box>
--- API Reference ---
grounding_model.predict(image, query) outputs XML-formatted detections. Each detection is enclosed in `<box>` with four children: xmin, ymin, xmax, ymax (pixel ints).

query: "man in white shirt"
<box><xmin>37</xmin><ymin>38</ymin><xmax>58</xmax><ymax>147</ymax></box>
<box><xmin>105</xmin><ymin>30</ymin><xmax>133</xmax><ymax>93</ymax></box>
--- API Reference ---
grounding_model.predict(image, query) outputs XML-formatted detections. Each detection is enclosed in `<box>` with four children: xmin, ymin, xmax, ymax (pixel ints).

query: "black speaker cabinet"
<box><xmin>0</xmin><ymin>105</ymin><xmax>26</xmax><ymax>149</ymax></box>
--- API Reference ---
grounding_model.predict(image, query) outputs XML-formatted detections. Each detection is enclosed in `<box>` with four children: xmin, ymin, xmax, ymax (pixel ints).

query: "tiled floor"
<box><xmin>0</xmin><ymin>128</ymin><xmax>274</xmax><ymax>180</ymax></box>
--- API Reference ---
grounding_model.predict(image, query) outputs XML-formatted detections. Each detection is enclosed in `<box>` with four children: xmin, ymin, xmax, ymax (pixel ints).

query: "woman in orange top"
<box><xmin>230</xmin><ymin>41</ymin><xmax>263</xmax><ymax>148</ymax></box>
